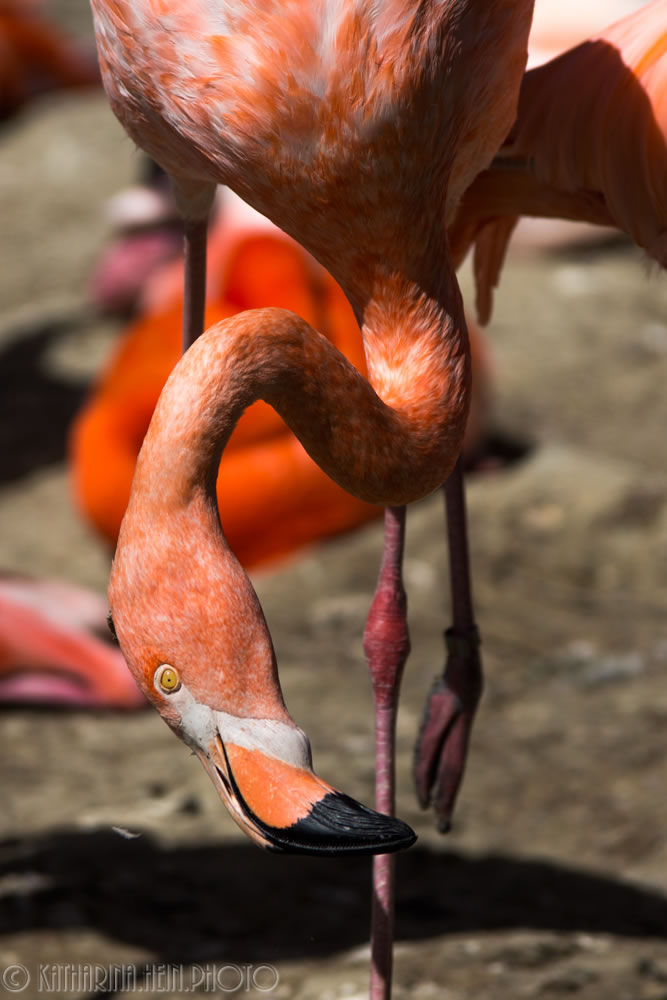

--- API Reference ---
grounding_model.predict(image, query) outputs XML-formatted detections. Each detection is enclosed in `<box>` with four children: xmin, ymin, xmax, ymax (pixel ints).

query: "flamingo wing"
<box><xmin>451</xmin><ymin>0</ymin><xmax>667</xmax><ymax>323</ymax></box>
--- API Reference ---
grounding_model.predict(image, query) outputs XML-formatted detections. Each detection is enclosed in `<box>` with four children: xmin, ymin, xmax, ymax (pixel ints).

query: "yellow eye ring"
<box><xmin>155</xmin><ymin>664</ymin><xmax>181</xmax><ymax>693</ymax></box>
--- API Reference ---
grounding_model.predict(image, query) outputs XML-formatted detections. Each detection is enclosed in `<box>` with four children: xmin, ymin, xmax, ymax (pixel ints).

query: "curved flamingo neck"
<box><xmin>355</xmin><ymin>263</ymin><xmax>467</xmax><ymax>416</ymax></box>
<box><xmin>110</xmin><ymin>270</ymin><xmax>468</xmax><ymax>719</ymax></box>
<box><xmin>130</xmin><ymin>264</ymin><xmax>469</xmax><ymax>519</ymax></box>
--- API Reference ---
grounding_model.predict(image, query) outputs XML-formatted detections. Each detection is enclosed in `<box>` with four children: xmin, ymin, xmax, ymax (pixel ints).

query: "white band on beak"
<box><xmin>154</xmin><ymin>673</ymin><xmax>313</xmax><ymax>769</ymax></box>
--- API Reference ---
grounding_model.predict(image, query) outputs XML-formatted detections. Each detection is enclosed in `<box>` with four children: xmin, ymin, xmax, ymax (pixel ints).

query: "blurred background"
<box><xmin>0</xmin><ymin>2</ymin><xmax>666</xmax><ymax>998</ymax></box>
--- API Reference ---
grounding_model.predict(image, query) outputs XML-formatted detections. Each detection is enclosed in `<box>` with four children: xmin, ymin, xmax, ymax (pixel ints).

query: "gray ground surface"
<box><xmin>1</xmin><ymin>5</ymin><xmax>667</xmax><ymax>999</ymax></box>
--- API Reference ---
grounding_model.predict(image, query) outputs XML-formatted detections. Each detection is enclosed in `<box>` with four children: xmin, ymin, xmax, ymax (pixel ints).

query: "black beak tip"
<box><xmin>219</xmin><ymin>746</ymin><xmax>416</xmax><ymax>856</ymax></box>
<box><xmin>264</xmin><ymin>791</ymin><xmax>417</xmax><ymax>856</ymax></box>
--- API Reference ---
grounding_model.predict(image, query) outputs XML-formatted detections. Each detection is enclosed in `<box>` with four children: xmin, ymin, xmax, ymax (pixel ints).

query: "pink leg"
<box><xmin>363</xmin><ymin>505</ymin><xmax>411</xmax><ymax>1000</ymax></box>
<box><xmin>414</xmin><ymin>457</ymin><xmax>482</xmax><ymax>831</ymax></box>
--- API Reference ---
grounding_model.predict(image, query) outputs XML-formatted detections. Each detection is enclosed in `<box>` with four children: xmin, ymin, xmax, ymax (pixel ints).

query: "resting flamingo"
<box><xmin>0</xmin><ymin>574</ymin><xmax>142</xmax><ymax>707</ymax></box>
<box><xmin>0</xmin><ymin>2</ymin><xmax>128</xmax><ymax>710</ymax></box>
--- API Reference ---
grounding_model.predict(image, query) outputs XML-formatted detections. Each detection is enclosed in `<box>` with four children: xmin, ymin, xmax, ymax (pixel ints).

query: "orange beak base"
<box><xmin>208</xmin><ymin>736</ymin><xmax>417</xmax><ymax>856</ymax></box>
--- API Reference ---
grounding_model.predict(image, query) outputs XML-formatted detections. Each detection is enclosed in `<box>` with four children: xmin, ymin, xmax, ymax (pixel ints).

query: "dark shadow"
<box><xmin>464</xmin><ymin>427</ymin><xmax>533</xmax><ymax>475</ymax></box>
<box><xmin>546</xmin><ymin>232</ymin><xmax>633</xmax><ymax>262</ymax></box>
<box><xmin>0</xmin><ymin>316</ymin><xmax>89</xmax><ymax>484</ymax></box>
<box><xmin>1</xmin><ymin>829</ymin><xmax>665</xmax><ymax>972</ymax></box>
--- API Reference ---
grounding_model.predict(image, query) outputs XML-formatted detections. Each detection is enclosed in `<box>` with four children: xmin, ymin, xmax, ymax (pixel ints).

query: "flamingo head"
<box><xmin>107</xmin><ymin>610</ymin><xmax>416</xmax><ymax>856</ymax></box>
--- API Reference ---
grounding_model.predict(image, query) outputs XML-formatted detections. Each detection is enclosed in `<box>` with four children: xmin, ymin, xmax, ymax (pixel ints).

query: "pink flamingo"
<box><xmin>526</xmin><ymin>0</ymin><xmax>646</xmax><ymax>68</ymax></box>
<box><xmin>90</xmin><ymin>0</ymin><xmax>534</xmax><ymax>994</ymax></box>
<box><xmin>0</xmin><ymin>574</ymin><xmax>142</xmax><ymax>707</ymax></box>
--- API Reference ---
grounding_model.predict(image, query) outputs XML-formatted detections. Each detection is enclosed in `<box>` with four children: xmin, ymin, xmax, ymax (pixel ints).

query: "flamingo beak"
<box><xmin>155</xmin><ymin>675</ymin><xmax>415</xmax><ymax>854</ymax></box>
<box><xmin>182</xmin><ymin>704</ymin><xmax>416</xmax><ymax>855</ymax></box>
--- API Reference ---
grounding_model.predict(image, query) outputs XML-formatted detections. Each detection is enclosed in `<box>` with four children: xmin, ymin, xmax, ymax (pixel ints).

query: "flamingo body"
<box><xmin>90</xmin><ymin>0</ymin><xmax>532</xmax><ymax>293</ymax></box>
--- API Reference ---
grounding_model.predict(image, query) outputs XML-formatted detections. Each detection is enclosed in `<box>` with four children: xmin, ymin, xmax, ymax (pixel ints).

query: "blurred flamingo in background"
<box><xmin>527</xmin><ymin>0</ymin><xmax>650</xmax><ymax>66</ymax></box>
<box><xmin>0</xmin><ymin>1</ymin><xmax>130</xmax><ymax>710</ymax></box>
<box><xmin>0</xmin><ymin>574</ymin><xmax>142</xmax><ymax>707</ymax></box>
<box><xmin>88</xmin><ymin>157</ymin><xmax>185</xmax><ymax>317</ymax></box>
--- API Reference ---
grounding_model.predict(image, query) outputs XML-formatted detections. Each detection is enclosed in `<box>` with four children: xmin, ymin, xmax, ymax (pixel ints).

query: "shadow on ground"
<box><xmin>1</xmin><ymin>830</ymin><xmax>666</xmax><ymax>968</ymax></box>
<box><xmin>0</xmin><ymin>318</ymin><xmax>88</xmax><ymax>484</ymax></box>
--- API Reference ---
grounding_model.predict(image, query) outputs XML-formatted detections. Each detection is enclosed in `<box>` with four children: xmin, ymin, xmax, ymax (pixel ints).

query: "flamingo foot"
<box><xmin>414</xmin><ymin>624</ymin><xmax>482</xmax><ymax>832</ymax></box>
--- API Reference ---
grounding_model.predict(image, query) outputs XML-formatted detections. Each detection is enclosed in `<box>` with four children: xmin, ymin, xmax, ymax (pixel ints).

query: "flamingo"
<box><xmin>0</xmin><ymin>574</ymin><xmax>143</xmax><ymax>707</ymax></box>
<box><xmin>90</xmin><ymin>0</ymin><xmax>534</xmax><ymax>993</ymax></box>
<box><xmin>527</xmin><ymin>0</ymin><xmax>648</xmax><ymax>68</ymax></box>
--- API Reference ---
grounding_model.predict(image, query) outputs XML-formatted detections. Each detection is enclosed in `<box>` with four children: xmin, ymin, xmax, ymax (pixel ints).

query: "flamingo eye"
<box><xmin>156</xmin><ymin>665</ymin><xmax>181</xmax><ymax>693</ymax></box>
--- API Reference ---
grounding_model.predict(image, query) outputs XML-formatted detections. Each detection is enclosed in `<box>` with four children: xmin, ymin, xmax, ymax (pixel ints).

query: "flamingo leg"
<box><xmin>182</xmin><ymin>217</ymin><xmax>209</xmax><ymax>352</ymax></box>
<box><xmin>171</xmin><ymin>179</ymin><xmax>216</xmax><ymax>352</ymax></box>
<box><xmin>363</xmin><ymin>505</ymin><xmax>410</xmax><ymax>1000</ymax></box>
<box><xmin>414</xmin><ymin>457</ymin><xmax>483</xmax><ymax>831</ymax></box>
